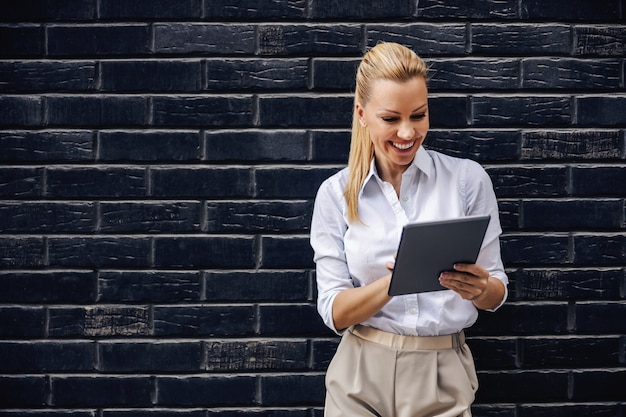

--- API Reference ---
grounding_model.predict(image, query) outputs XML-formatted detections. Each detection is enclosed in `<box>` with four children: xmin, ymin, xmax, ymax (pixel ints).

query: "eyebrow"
<box><xmin>378</xmin><ymin>104</ymin><xmax>428</xmax><ymax>114</ymax></box>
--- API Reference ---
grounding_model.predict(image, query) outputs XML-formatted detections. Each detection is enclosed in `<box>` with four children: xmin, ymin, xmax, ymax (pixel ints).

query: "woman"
<box><xmin>310</xmin><ymin>42</ymin><xmax>508</xmax><ymax>417</ymax></box>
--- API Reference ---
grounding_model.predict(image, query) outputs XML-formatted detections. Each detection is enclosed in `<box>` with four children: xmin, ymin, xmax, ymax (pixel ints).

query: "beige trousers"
<box><xmin>324</xmin><ymin>325</ymin><xmax>478</xmax><ymax>417</ymax></box>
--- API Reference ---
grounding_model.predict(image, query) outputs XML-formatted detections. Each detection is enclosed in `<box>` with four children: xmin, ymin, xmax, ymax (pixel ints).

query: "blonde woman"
<box><xmin>310</xmin><ymin>42</ymin><xmax>508</xmax><ymax>417</ymax></box>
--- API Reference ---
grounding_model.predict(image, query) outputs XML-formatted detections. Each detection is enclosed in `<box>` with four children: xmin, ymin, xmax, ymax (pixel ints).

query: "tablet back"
<box><xmin>388</xmin><ymin>215</ymin><xmax>491</xmax><ymax>296</ymax></box>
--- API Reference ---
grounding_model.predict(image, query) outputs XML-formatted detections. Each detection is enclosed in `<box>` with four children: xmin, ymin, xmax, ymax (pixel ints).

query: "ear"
<box><xmin>355</xmin><ymin>102</ymin><xmax>367</xmax><ymax>127</ymax></box>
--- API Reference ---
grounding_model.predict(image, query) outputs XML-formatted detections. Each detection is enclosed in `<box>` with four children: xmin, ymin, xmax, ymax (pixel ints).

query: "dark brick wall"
<box><xmin>0</xmin><ymin>0</ymin><xmax>625</xmax><ymax>415</ymax></box>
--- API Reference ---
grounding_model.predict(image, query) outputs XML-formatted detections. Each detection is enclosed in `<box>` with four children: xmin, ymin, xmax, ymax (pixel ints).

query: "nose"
<box><xmin>397</xmin><ymin>122</ymin><xmax>415</xmax><ymax>140</ymax></box>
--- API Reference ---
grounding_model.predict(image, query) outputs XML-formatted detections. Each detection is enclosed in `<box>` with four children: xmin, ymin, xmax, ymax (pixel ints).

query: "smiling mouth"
<box><xmin>392</xmin><ymin>141</ymin><xmax>415</xmax><ymax>150</ymax></box>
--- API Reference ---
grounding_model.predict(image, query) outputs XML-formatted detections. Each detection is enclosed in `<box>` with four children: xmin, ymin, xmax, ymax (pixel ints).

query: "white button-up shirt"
<box><xmin>310</xmin><ymin>147</ymin><xmax>508</xmax><ymax>336</ymax></box>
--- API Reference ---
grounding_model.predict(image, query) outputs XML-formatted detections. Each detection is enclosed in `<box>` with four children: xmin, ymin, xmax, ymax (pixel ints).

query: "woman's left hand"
<box><xmin>439</xmin><ymin>263</ymin><xmax>489</xmax><ymax>301</ymax></box>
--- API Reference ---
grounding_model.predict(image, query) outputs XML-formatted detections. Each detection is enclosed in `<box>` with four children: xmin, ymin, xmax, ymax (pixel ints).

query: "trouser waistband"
<box><xmin>350</xmin><ymin>324</ymin><xmax>465</xmax><ymax>350</ymax></box>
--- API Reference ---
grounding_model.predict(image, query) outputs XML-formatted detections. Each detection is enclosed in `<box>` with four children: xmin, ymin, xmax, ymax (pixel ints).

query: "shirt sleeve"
<box><xmin>310</xmin><ymin>176</ymin><xmax>354</xmax><ymax>334</ymax></box>
<box><xmin>463</xmin><ymin>160</ymin><xmax>509</xmax><ymax>311</ymax></box>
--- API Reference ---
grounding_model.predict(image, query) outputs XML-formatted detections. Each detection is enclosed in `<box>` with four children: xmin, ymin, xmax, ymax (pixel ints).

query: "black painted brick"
<box><xmin>366</xmin><ymin>24</ymin><xmax>466</xmax><ymax>55</ymax></box>
<box><xmin>153</xmin><ymin>23</ymin><xmax>255</xmax><ymax>55</ymax></box>
<box><xmin>310</xmin><ymin>0</ymin><xmax>412</xmax><ymax>18</ymax></box>
<box><xmin>46</xmin><ymin>166</ymin><xmax>146</xmax><ymax>198</ymax></box>
<box><xmin>417</xmin><ymin>0</ymin><xmax>518</xmax><ymax>19</ymax></box>
<box><xmin>522</xmin><ymin>199</ymin><xmax>623</xmax><ymax>230</ymax></box>
<box><xmin>205</xmin><ymin>130</ymin><xmax>308</xmax><ymax>161</ymax></box>
<box><xmin>206</xmin><ymin>58</ymin><xmax>309</xmax><ymax>90</ymax></box>
<box><xmin>577</xmin><ymin>96</ymin><xmax>626</xmax><ymax>126</ymax></box>
<box><xmin>258</xmin><ymin>95</ymin><xmax>353</xmax><ymax>127</ymax></box>
<box><xmin>48</xmin><ymin>306</ymin><xmax>151</xmax><ymax>337</ymax></box>
<box><xmin>571</xmin><ymin>166</ymin><xmax>626</xmax><ymax>196</ymax></box>
<box><xmin>521</xmin><ymin>337</ymin><xmax>621</xmax><ymax>368</ymax></box>
<box><xmin>310</xmin><ymin>339</ymin><xmax>340</xmax><ymax>371</ymax></box>
<box><xmin>100</xmin><ymin>0</ymin><xmax>201</xmax><ymax>19</ymax></box>
<box><xmin>48</xmin><ymin>236</ymin><xmax>150</xmax><ymax>268</ymax></box>
<box><xmin>0</xmin><ymin>237</ymin><xmax>45</xmax><ymax>268</ymax></box>
<box><xmin>472</xmin><ymin>96</ymin><xmax>571</xmax><ymax>127</ymax></box>
<box><xmin>0</xmin><ymin>307</ymin><xmax>45</xmax><ymax>338</ymax></box>
<box><xmin>260</xmin><ymin>374</ymin><xmax>325</xmax><ymax>406</ymax></box>
<box><xmin>425</xmin><ymin>130</ymin><xmax>519</xmax><ymax>162</ymax></box>
<box><xmin>311</xmin><ymin>58</ymin><xmax>359</xmax><ymax>90</ymax></box>
<box><xmin>206</xmin><ymin>200</ymin><xmax>312</xmax><ymax>233</ymax></box>
<box><xmin>476</xmin><ymin>370</ymin><xmax>569</xmax><ymax>402</ymax></box>
<box><xmin>206</xmin><ymin>340</ymin><xmax>308</xmax><ymax>371</ymax></box>
<box><xmin>205</xmin><ymin>0</ymin><xmax>307</xmax><ymax>19</ymax></box>
<box><xmin>521</xmin><ymin>130</ymin><xmax>623</xmax><ymax>160</ymax></box>
<box><xmin>574</xmin><ymin>25</ymin><xmax>626</xmax><ymax>56</ymax></box>
<box><xmin>46</xmin><ymin>96</ymin><xmax>147</xmax><ymax>127</ymax></box>
<box><xmin>470</xmin><ymin>337</ymin><xmax>518</xmax><ymax>371</ymax></box>
<box><xmin>0</xmin><ymin>341</ymin><xmax>95</xmax><ymax>372</ymax></box>
<box><xmin>99</xmin><ymin>341</ymin><xmax>203</xmax><ymax>372</ymax></box>
<box><xmin>0</xmin><ymin>201</ymin><xmax>93</xmax><ymax>232</ymax></box>
<box><xmin>99</xmin><ymin>130</ymin><xmax>199</xmax><ymax>161</ymax></box>
<box><xmin>571</xmin><ymin>369</ymin><xmax>626</xmax><ymax>401</ymax></box>
<box><xmin>0</xmin><ymin>60</ymin><xmax>96</xmax><ymax>92</ymax></box>
<box><xmin>501</xmin><ymin>234</ymin><xmax>570</xmax><ymax>265</ymax></box>
<box><xmin>255</xmin><ymin>167</ymin><xmax>340</xmax><ymax>198</ymax></box>
<box><xmin>261</xmin><ymin>236</ymin><xmax>314</xmax><ymax>268</ymax></box>
<box><xmin>0</xmin><ymin>95</ymin><xmax>42</xmax><ymax>126</ymax></box>
<box><xmin>573</xmin><ymin>234</ymin><xmax>626</xmax><ymax>266</ymax></box>
<box><xmin>151</xmin><ymin>167</ymin><xmax>252</xmax><ymax>198</ymax></box>
<box><xmin>259</xmin><ymin>304</ymin><xmax>332</xmax><ymax>337</ymax></box>
<box><xmin>521</xmin><ymin>0</ymin><xmax>622</xmax><ymax>20</ymax></box>
<box><xmin>101</xmin><ymin>60</ymin><xmax>203</xmax><ymax>92</ymax></box>
<box><xmin>258</xmin><ymin>24</ymin><xmax>361</xmax><ymax>56</ymax></box>
<box><xmin>471</xmin><ymin>24</ymin><xmax>571</xmax><ymax>55</ymax></box>
<box><xmin>522</xmin><ymin>58</ymin><xmax>622</xmax><ymax>89</ymax></box>
<box><xmin>0</xmin><ymin>25</ymin><xmax>43</xmax><ymax>57</ymax></box>
<box><xmin>471</xmin><ymin>302</ymin><xmax>569</xmax><ymax>336</ymax></box>
<box><xmin>154</xmin><ymin>306</ymin><xmax>255</xmax><ymax>337</ymax></box>
<box><xmin>575</xmin><ymin>301</ymin><xmax>626</xmax><ymax>333</ymax></box>
<box><xmin>100</xmin><ymin>201</ymin><xmax>201</xmax><ymax>232</ymax></box>
<box><xmin>104</xmin><ymin>411</ymin><xmax>202</xmax><ymax>417</ymax></box>
<box><xmin>154</xmin><ymin>236</ymin><xmax>255</xmax><ymax>268</ymax></box>
<box><xmin>518</xmin><ymin>403</ymin><xmax>623</xmax><ymax>417</ymax></box>
<box><xmin>204</xmin><ymin>271</ymin><xmax>309</xmax><ymax>302</ymax></box>
<box><xmin>0</xmin><ymin>376</ymin><xmax>47</xmax><ymax>407</ymax></box>
<box><xmin>310</xmin><ymin>130</ymin><xmax>351</xmax><ymax>162</ymax></box>
<box><xmin>0</xmin><ymin>167</ymin><xmax>43</xmax><ymax>197</ymax></box>
<box><xmin>487</xmin><ymin>166</ymin><xmax>568</xmax><ymax>197</ymax></box>
<box><xmin>429</xmin><ymin>59</ymin><xmax>519</xmax><ymax>90</ymax></box>
<box><xmin>51</xmin><ymin>376</ymin><xmax>153</xmax><ymax>407</ymax></box>
<box><xmin>99</xmin><ymin>271</ymin><xmax>200</xmax><ymax>302</ymax></box>
<box><xmin>152</xmin><ymin>96</ymin><xmax>253</xmax><ymax>127</ymax></box>
<box><xmin>429</xmin><ymin>96</ymin><xmax>468</xmax><ymax>127</ymax></box>
<box><xmin>497</xmin><ymin>200</ymin><xmax>521</xmax><ymax>231</ymax></box>
<box><xmin>0</xmin><ymin>0</ymin><xmax>95</xmax><ymax>21</ymax></box>
<box><xmin>47</xmin><ymin>24</ymin><xmax>150</xmax><ymax>56</ymax></box>
<box><xmin>0</xmin><ymin>271</ymin><xmax>96</xmax><ymax>303</ymax></box>
<box><xmin>0</xmin><ymin>130</ymin><xmax>93</xmax><ymax>161</ymax></box>
<box><xmin>156</xmin><ymin>376</ymin><xmax>256</xmax><ymax>406</ymax></box>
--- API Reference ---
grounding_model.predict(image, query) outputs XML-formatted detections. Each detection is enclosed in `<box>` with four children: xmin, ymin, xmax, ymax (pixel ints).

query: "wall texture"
<box><xmin>0</xmin><ymin>0</ymin><xmax>625</xmax><ymax>415</ymax></box>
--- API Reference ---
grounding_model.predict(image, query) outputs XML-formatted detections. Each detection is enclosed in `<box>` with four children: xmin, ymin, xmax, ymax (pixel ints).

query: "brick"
<box><xmin>571</xmin><ymin>166</ymin><xmax>626</xmax><ymax>196</ymax></box>
<box><xmin>0</xmin><ymin>376</ymin><xmax>47</xmax><ymax>407</ymax></box>
<box><xmin>99</xmin><ymin>341</ymin><xmax>202</xmax><ymax>372</ymax></box>
<box><xmin>429</xmin><ymin>96</ymin><xmax>468</xmax><ymax>127</ymax></box>
<box><xmin>100</xmin><ymin>201</ymin><xmax>201</xmax><ymax>232</ymax></box>
<box><xmin>417</xmin><ymin>0</ymin><xmax>518</xmax><ymax>18</ymax></box>
<box><xmin>152</xmin><ymin>96</ymin><xmax>253</xmax><ymax>127</ymax></box>
<box><xmin>471</xmin><ymin>24</ymin><xmax>571</xmax><ymax>55</ymax></box>
<box><xmin>0</xmin><ymin>60</ymin><xmax>95</xmax><ymax>92</ymax></box>
<box><xmin>519</xmin><ymin>403</ymin><xmax>622</xmax><ymax>417</ymax></box>
<box><xmin>154</xmin><ymin>236</ymin><xmax>255</xmax><ymax>268</ymax></box>
<box><xmin>521</xmin><ymin>0</ymin><xmax>622</xmax><ymax>19</ymax></box>
<box><xmin>0</xmin><ymin>270</ymin><xmax>96</xmax><ymax>303</ymax></box>
<box><xmin>153</xmin><ymin>23</ymin><xmax>255</xmax><ymax>54</ymax></box>
<box><xmin>510</xmin><ymin>268</ymin><xmax>623</xmax><ymax>300</ymax></box>
<box><xmin>429</xmin><ymin>59</ymin><xmax>519</xmax><ymax>90</ymax></box>
<box><xmin>310</xmin><ymin>130</ymin><xmax>350</xmax><ymax>162</ymax></box>
<box><xmin>497</xmin><ymin>200</ymin><xmax>520</xmax><ymax>231</ymax></box>
<box><xmin>260</xmin><ymin>374</ymin><xmax>325</xmax><ymax>405</ymax></box>
<box><xmin>0</xmin><ymin>237</ymin><xmax>45</xmax><ymax>268</ymax></box>
<box><xmin>258</xmin><ymin>24</ymin><xmax>361</xmax><ymax>56</ymax></box>
<box><xmin>205</xmin><ymin>410</ymin><xmax>308</xmax><ymax>417</ymax></box>
<box><xmin>574</xmin><ymin>25</ymin><xmax>626</xmax><ymax>56</ymax></box>
<box><xmin>99</xmin><ymin>271</ymin><xmax>200</xmax><ymax>302</ymax></box>
<box><xmin>425</xmin><ymin>130</ymin><xmax>519</xmax><ymax>162</ymax></box>
<box><xmin>261</xmin><ymin>236</ymin><xmax>314</xmax><ymax>269</ymax></box>
<box><xmin>46</xmin><ymin>96</ymin><xmax>147</xmax><ymax>127</ymax></box>
<box><xmin>0</xmin><ymin>25</ymin><xmax>42</xmax><ymax>57</ymax></box>
<box><xmin>101</xmin><ymin>60</ymin><xmax>202</xmax><ymax>92</ymax></box>
<box><xmin>0</xmin><ymin>307</ymin><xmax>45</xmax><ymax>338</ymax></box>
<box><xmin>522</xmin><ymin>199</ymin><xmax>623</xmax><ymax>230</ymax></box>
<box><xmin>311</xmin><ymin>339</ymin><xmax>340</xmax><ymax>371</ymax></box>
<box><xmin>310</xmin><ymin>0</ymin><xmax>412</xmax><ymax>18</ymax></box>
<box><xmin>471</xmin><ymin>302</ymin><xmax>569</xmax><ymax>335</ymax></box>
<box><xmin>571</xmin><ymin>369</ymin><xmax>626</xmax><ymax>401</ymax></box>
<box><xmin>48</xmin><ymin>237</ymin><xmax>150</xmax><ymax>267</ymax></box>
<box><xmin>366</xmin><ymin>24</ymin><xmax>466</xmax><ymax>55</ymax></box>
<box><xmin>156</xmin><ymin>376</ymin><xmax>256</xmax><ymax>406</ymax></box>
<box><xmin>259</xmin><ymin>304</ymin><xmax>332</xmax><ymax>336</ymax></box>
<box><xmin>521</xmin><ymin>129</ymin><xmax>623</xmax><ymax>160</ymax></box>
<box><xmin>104</xmin><ymin>411</ymin><xmax>202</xmax><ymax>417</ymax></box>
<box><xmin>206</xmin><ymin>340</ymin><xmax>308</xmax><ymax>371</ymax></box>
<box><xmin>522</xmin><ymin>58</ymin><xmax>622</xmax><ymax>89</ymax></box>
<box><xmin>0</xmin><ymin>95</ymin><xmax>42</xmax><ymax>126</ymax></box>
<box><xmin>46</xmin><ymin>167</ymin><xmax>147</xmax><ymax>198</ymax></box>
<box><xmin>311</xmin><ymin>58</ymin><xmax>359</xmax><ymax>90</ymax></box>
<box><xmin>99</xmin><ymin>130</ymin><xmax>199</xmax><ymax>161</ymax></box>
<box><xmin>0</xmin><ymin>341</ymin><xmax>95</xmax><ymax>372</ymax></box>
<box><xmin>0</xmin><ymin>201</ymin><xmax>94</xmax><ymax>232</ymax></box>
<box><xmin>472</xmin><ymin>405</ymin><xmax>516</xmax><ymax>417</ymax></box>
<box><xmin>472</xmin><ymin>96</ymin><xmax>571</xmax><ymax>127</ymax></box>
<box><xmin>204</xmin><ymin>271</ymin><xmax>309</xmax><ymax>302</ymax></box>
<box><xmin>521</xmin><ymin>336</ymin><xmax>620</xmax><ymax>368</ymax></box>
<box><xmin>0</xmin><ymin>130</ymin><xmax>93</xmax><ymax>161</ymax></box>
<box><xmin>258</xmin><ymin>95</ymin><xmax>353</xmax><ymax>127</ymax></box>
<box><xmin>576</xmin><ymin>301</ymin><xmax>626</xmax><ymax>333</ymax></box>
<box><xmin>100</xmin><ymin>0</ymin><xmax>201</xmax><ymax>18</ymax></box>
<box><xmin>47</xmin><ymin>24</ymin><xmax>150</xmax><ymax>56</ymax></box>
<box><xmin>0</xmin><ymin>167</ymin><xmax>43</xmax><ymax>197</ymax></box>
<box><xmin>468</xmin><ymin>337</ymin><xmax>517</xmax><ymax>370</ymax></box>
<box><xmin>206</xmin><ymin>58</ymin><xmax>309</xmax><ymax>90</ymax></box>
<box><xmin>206</xmin><ymin>200</ymin><xmax>312</xmax><ymax>233</ymax></box>
<box><xmin>49</xmin><ymin>306</ymin><xmax>151</xmax><ymax>337</ymax></box>
<box><xmin>486</xmin><ymin>166</ymin><xmax>568</xmax><ymax>197</ymax></box>
<box><xmin>0</xmin><ymin>0</ymin><xmax>95</xmax><ymax>21</ymax></box>
<box><xmin>476</xmin><ymin>370</ymin><xmax>569</xmax><ymax>402</ymax></box>
<box><xmin>51</xmin><ymin>376</ymin><xmax>152</xmax><ymax>407</ymax></box>
<box><xmin>255</xmin><ymin>167</ymin><xmax>340</xmax><ymax>198</ymax></box>
<box><xmin>154</xmin><ymin>306</ymin><xmax>255</xmax><ymax>337</ymax></box>
<box><xmin>151</xmin><ymin>167</ymin><xmax>252</xmax><ymax>198</ymax></box>
<box><xmin>573</xmin><ymin>234</ymin><xmax>626</xmax><ymax>266</ymax></box>
<box><xmin>501</xmin><ymin>234</ymin><xmax>570</xmax><ymax>265</ymax></box>
<box><xmin>205</xmin><ymin>0</ymin><xmax>306</xmax><ymax>18</ymax></box>
<box><xmin>576</xmin><ymin>96</ymin><xmax>626</xmax><ymax>126</ymax></box>
<box><xmin>205</xmin><ymin>130</ymin><xmax>308</xmax><ymax>161</ymax></box>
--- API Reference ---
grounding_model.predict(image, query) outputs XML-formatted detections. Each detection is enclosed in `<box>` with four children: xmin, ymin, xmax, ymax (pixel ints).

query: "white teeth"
<box><xmin>392</xmin><ymin>141</ymin><xmax>414</xmax><ymax>150</ymax></box>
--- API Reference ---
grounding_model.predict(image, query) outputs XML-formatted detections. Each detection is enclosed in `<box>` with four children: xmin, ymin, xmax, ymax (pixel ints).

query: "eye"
<box><xmin>381</xmin><ymin>116</ymin><xmax>399</xmax><ymax>123</ymax></box>
<box><xmin>411</xmin><ymin>113</ymin><xmax>427</xmax><ymax>120</ymax></box>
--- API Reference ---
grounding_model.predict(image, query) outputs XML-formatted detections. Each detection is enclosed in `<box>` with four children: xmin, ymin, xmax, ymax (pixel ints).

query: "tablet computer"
<box><xmin>388</xmin><ymin>215</ymin><xmax>491</xmax><ymax>296</ymax></box>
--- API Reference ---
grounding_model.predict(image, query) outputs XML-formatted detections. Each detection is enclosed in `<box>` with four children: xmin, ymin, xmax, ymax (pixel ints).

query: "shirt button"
<box><xmin>408</xmin><ymin>308</ymin><xmax>417</xmax><ymax>314</ymax></box>
<box><xmin>402</xmin><ymin>195</ymin><xmax>409</xmax><ymax>202</ymax></box>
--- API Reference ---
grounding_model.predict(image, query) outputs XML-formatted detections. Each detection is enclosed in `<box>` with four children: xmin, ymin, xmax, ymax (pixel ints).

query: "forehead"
<box><xmin>366</xmin><ymin>77</ymin><xmax>428</xmax><ymax>110</ymax></box>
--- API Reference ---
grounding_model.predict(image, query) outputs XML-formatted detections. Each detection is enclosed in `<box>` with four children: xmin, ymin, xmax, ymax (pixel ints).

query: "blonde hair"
<box><xmin>345</xmin><ymin>42</ymin><xmax>429</xmax><ymax>223</ymax></box>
